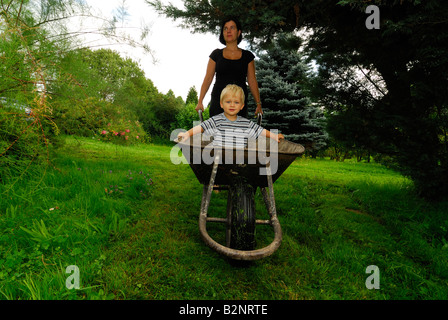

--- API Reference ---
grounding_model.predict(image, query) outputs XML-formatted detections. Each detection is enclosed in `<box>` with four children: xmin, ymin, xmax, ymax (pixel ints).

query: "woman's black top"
<box><xmin>209</xmin><ymin>48</ymin><xmax>255</xmax><ymax>117</ymax></box>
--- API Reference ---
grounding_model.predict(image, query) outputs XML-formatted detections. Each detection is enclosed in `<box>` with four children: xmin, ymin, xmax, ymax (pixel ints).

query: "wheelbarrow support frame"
<box><xmin>198</xmin><ymin>151</ymin><xmax>282</xmax><ymax>261</ymax></box>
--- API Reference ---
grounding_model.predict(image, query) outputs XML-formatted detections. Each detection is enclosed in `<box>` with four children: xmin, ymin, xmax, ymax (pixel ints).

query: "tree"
<box><xmin>186</xmin><ymin>86</ymin><xmax>199</xmax><ymax>105</ymax></box>
<box><xmin>250</xmin><ymin>37</ymin><xmax>327</xmax><ymax>154</ymax></box>
<box><xmin>52</xmin><ymin>48</ymin><xmax>147</xmax><ymax>102</ymax></box>
<box><xmin>326</xmin><ymin>109</ymin><xmax>375</xmax><ymax>162</ymax></box>
<box><xmin>1</xmin><ymin>0</ymin><xmax>153</xmax><ymax>140</ymax></box>
<box><xmin>1</xmin><ymin>0</ymin><xmax>152</xmax><ymax>100</ymax></box>
<box><xmin>148</xmin><ymin>0</ymin><xmax>448</xmax><ymax>200</ymax></box>
<box><xmin>175</xmin><ymin>102</ymin><xmax>210</xmax><ymax>131</ymax></box>
<box><xmin>52</xmin><ymin>48</ymin><xmax>183</xmax><ymax>139</ymax></box>
<box><xmin>153</xmin><ymin>89</ymin><xmax>184</xmax><ymax>137</ymax></box>
<box><xmin>147</xmin><ymin>0</ymin><xmax>298</xmax><ymax>46</ymax></box>
<box><xmin>302</xmin><ymin>0</ymin><xmax>448</xmax><ymax>199</ymax></box>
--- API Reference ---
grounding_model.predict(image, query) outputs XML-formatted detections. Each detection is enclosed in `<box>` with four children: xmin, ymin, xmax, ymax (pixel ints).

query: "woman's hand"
<box><xmin>255</xmin><ymin>104</ymin><xmax>263</xmax><ymax>115</ymax></box>
<box><xmin>195</xmin><ymin>102</ymin><xmax>204</xmax><ymax>112</ymax></box>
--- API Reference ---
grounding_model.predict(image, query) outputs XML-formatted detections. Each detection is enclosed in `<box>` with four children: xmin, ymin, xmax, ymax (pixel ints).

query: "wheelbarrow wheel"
<box><xmin>229</xmin><ymin>176</ymin><xmax>256</xmax><ymax>251</ymax></box>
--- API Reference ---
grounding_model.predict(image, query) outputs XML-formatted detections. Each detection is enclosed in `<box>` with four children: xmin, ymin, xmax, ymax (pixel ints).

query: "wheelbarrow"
<box><xmin>175</xmin><ymin>111</ymin><xmax>305</xmax><ymax>261</ymax></box>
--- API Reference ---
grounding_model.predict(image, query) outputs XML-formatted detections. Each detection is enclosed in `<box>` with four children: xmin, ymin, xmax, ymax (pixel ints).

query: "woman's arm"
<box><xmin>247</xmin><ymin>60</ymin><xmax>263</xmax><ymax>115</ymax></box>
<box><xmin>196</xmin><ymin>58</ymin><xmax>216</xmax><ymax>111</ymax></box>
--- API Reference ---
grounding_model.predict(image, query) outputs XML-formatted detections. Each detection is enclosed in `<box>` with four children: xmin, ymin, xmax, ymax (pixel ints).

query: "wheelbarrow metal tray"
<box><xmin>177</xmin><ymin>137</ymin><xmax>305</xmax><ymax>187</ymax></box>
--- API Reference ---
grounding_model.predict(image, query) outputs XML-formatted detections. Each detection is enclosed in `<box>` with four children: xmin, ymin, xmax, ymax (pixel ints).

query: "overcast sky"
<box><xmin>86</xmin><ymin>0</ymin><xmax>222</xmax><ymax>103</ymax></box>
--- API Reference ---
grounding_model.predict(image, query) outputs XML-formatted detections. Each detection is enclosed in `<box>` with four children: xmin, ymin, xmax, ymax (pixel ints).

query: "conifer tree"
<box><xmin>185</xmin><ymin>86</ymin><xmax>199</xmax><ymax>105</ymax></box>
<box><xmin>250</xmin><ymin>39</ymin><xmax>327</xmax><ymax>154</ymax></box>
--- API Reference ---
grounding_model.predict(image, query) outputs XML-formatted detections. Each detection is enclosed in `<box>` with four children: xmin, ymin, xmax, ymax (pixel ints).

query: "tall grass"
<box><xmin>0</xmin><ymin>137</ymin><xmax>154</xmax><ymax>299</ymax></box>
<box><xmin>1</xmin><ymin>136</ymin><xmax>447</xmax><ymax>300</ymax></box>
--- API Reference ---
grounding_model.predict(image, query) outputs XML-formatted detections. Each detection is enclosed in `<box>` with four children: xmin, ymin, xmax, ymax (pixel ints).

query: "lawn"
<box><xmin>1</xmin><ymin>135</ymin><xmax>447</xmax><ymax>300</ymax></box>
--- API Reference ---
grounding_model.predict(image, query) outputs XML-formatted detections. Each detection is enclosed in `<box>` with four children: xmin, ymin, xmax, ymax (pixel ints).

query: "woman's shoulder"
<box><xmin>242</xmin><ymin>49</ymin><xmax>255</xmax><ymax>62</ymax></box>
<box><xmin>209</xmin><ymin>48</ymin><xmax>223</xmax><ymax>60</ymax></box>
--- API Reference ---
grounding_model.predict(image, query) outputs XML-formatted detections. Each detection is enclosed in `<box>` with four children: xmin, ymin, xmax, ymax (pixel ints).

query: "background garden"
<box><xmin>1</xmin><ymin>0</ymin><xmax>447</xmax><ymax>300</ymax></box>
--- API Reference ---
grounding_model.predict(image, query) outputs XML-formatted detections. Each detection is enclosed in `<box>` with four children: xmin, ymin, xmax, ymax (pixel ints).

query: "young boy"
<box><xmin>177</xmin><ymin>84</ymin><xmax>284</xmax><ymax>148</ymax></box>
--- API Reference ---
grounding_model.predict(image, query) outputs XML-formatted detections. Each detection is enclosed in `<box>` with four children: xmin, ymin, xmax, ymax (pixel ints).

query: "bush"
<box><xmin>145</xmin><ymin>91</ymin><xmax>184</xmax><ymax>138</ymax></box>
<box><xmin>174</xmin><ymin>102</ymin><xmax>209</xmax><ymax>130</ymax></box>
<box><xmin>52</xmin><ymin>98</ymin><xmax>103</xmax><ymax>137</ymax></box>
<box><xmin>97</xmin><ymin>119</ymin><xmax>146</xmax><ymax>145</ymax></box>
<box><xmin>52</xmin><ymin>98</ymin><xmax>147</xmax><ymax>145</ymax></box>
<box><xmin>0</xmin><ymin>102</ymin><xmax>53</xmax><ymax>180</ymax></box>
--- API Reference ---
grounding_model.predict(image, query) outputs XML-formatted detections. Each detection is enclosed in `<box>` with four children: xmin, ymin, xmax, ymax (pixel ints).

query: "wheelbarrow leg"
<box><xmin>258</xmin><ymin>162</ymin><xmax>277</xmax><ymax>217</ymax></box>
<box><xmin>225</xmin><ymin>191</ymin><xmax>232</xmax><ymax>247</ymax></box>
<box><xmin>260</xmin><ymin>167</ymin><xmax>277</xmax><ymax>219</ymax></box>
<box><xmin>260</xmin><ymin>163</ymin><xmax>282</xmax><ymax>250</ymax></box>
<box><xmin>199</xmin><ymin>153</ymin><xmax>220</xmax><ymax>245</ymax></box>
<box><xmin>199</xmin><ymin>157</ymin><xmax>282</xmax><ymax>261</ymax></box>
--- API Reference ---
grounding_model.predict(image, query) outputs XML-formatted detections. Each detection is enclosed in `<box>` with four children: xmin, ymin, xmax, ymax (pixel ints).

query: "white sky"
<box><xmin>85</xmin><ymin>0</ymin><xmax>220</xmax><ymax>103</ymax></box>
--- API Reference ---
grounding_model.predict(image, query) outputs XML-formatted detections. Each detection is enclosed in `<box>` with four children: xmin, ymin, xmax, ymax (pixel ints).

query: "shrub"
<box><xmin>52</xmin><ymin>98</ymin><xmax>147</xmax><ymax>145</ymax></box>
<box><xmin>52</xmin><ymin>98</ymin><xmax>104</xmax><ymax>137</ymax></box>
<box><xmin>0</xmin><ymin>100</ymin><xmax>56</xmax><ymax>180</ymax></box>
<box><xmin>174</xmin><ymin>102</ymin><xmax>209</xmax><ymax>130</ymax></box>
<box><xmin>97</xmin><ymin>119</ymin><xmax>146</xmax><ymax>145</ymax></box>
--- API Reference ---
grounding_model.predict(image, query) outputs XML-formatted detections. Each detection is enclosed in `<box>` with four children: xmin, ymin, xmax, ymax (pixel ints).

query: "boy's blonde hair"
<box><xmin>220</xmin><ymin>84</ymin><xmax>245</xmax><ymax>104</ymax></box>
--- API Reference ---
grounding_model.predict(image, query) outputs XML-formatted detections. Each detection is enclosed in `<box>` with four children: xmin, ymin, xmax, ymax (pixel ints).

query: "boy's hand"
<box><xmin>275</xmin><ymin>133</ymin><xmax>285</xmax><ymax>143</ymax></box>
<box><xmin>177</xmin><ymin>132</ymin><xmax>189</xmax><ymax>142</ymax></box>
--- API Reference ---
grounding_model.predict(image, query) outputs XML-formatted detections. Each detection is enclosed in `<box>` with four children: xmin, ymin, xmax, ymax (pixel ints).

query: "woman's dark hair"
<box><xmin>219</xmin><ymin>17</ymin><xmax>243</xmax><ymax>45</ymax></box>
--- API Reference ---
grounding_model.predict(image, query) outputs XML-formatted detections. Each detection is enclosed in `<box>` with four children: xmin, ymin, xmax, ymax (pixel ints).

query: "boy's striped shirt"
<box><xmin>200</xmin><ymin>113</ymin><xmax>264</xmax><ymax>148</ymax></box>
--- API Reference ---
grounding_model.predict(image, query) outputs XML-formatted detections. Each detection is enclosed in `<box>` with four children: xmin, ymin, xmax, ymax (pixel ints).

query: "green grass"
<box><xmin>1</xmin><ymin>135</ymin><xmax>447</xmax><ymax>300</ymax></box>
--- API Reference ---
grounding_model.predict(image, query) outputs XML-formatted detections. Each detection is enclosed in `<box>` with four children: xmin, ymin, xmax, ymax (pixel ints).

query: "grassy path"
<box><xmin>1</xmin><ymin>136</ymin><xmax>447</xmax><ymax>299</ymax></box>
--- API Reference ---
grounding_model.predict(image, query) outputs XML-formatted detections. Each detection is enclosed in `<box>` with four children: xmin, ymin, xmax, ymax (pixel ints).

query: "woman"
<box><xmin>195</xmin><ymin>17</ymin><xmax>263</xmax><ymax>118</ymax></box>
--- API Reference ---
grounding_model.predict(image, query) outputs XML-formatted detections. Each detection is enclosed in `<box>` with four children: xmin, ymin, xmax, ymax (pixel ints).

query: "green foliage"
<box><xmin>302</xmin><ymin>1</ymin><xmax>448</xmax><ymax>199</ymax></box>
<box><xmin>147</xmin><ymin>0</ymin><xmax>298</xmax><ymax>46</ymax></box>
<box><xmin>0</xmin><ymin>1</ymin><xmax>63</xmax><ymax>179</ymax></box>
<box><xmin>0</xmin><ymin>105</ymin><xmax>43</xmax><ymax>179</ymax></box>
<box><xmin>51</xmin><ymin>47</ymin><xmax>184</xmax><ymax>141</ymax></box>
<box><xmin>144</xmin><ymin>90</ymin><xmax>185</xmax><ymax>138</ymax></box>
<box><xmin>97</xmin><ymin>120</ymin><xmax>146</xmax><ymax>146</ymax></box>
<box><xmin>174</xmin><ymin>102</ymin><xmax>209</xmax><ymax>130</ymax></box>
<box><xmin>325</xmin><ymin>109</ymin><xmax>376</xmax><ymax>161</ymax></box>
<box><xmin>54</xmin><ymin>48</ymin><xmax>186</xmax><ymax>139</ymax></box>
<box><xmin>0</xmin><ymin>97</ymin><xmax>61</xmax><ymax>183</ymax></box>
<box><xmin>1</xmin><ymin>1</ymin><xmax>184</xmax><ymax>178</ymax></box>
<box><xmin>185</xmin><ymin>86</ymin><xmax>199</xmax><ymax>105</ymax></box>
<box><xmin>250</xmin><ymin>37</ymin><xmax>328</xmax><ymax>154</ymax></box>
<box><xmin>52</xmin><ymin>98</ymin><xmax>147</xmax><ymax>145</ymax></box>
<box><xmin>52</xmin><ymin>48</ymin><xmax>147</xmax><ymax>102</ymax></box>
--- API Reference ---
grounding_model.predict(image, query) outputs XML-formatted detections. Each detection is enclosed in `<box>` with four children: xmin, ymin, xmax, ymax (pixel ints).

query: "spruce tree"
<box><xmin>250</xmin><ymin>40</ymin><xmax>327</xmax><ymax>154</ymax></box>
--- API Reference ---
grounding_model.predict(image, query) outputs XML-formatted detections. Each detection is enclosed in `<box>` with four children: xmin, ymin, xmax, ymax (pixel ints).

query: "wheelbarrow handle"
<box><xmin>257</xmin><ymin>112</ymin><xmax>262</xmax><ymax>126</ymax></box>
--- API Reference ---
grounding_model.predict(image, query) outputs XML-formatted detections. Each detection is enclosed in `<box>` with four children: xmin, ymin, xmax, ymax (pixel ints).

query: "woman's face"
<box><xmin>223</xmin><ymin>20</ymin><xmax>241</xmax><ymax>43</ymax></box>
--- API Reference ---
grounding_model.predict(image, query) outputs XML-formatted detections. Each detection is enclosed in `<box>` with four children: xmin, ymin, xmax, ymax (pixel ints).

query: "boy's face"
<box><xmin>220</xmin><ymin>93</ymin><xmax>244</xmax><ymax>118</ymax></box>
